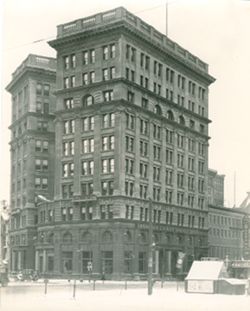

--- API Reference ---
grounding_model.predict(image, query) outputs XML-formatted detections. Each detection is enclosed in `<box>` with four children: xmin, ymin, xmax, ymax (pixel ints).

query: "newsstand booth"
<box><xmin>185</xmin><ymin>260</ymin><xmax>245</xmax><ymax>295</ymax></box>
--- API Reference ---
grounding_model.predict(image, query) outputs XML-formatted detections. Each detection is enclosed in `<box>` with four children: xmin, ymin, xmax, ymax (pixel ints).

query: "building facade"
<box><xmin>6</xmin><ymin>55</ymin><xmax>56</xmax><ymax>272</ymax></box>
<box><xmin>0</xmin><ymin>200</ymin><xmax>9</xmax><ymax>272</ymax></box>
<box><xmin>238</xmin><ymin>192</ymin><xmax>250</xmax><ymax>260</ymax></box>
<box><xmin>208</xmin><ymin>169</ymin><xmax>225</xmax><ymax>207</ymax></box>
<box><xmin>208</xmin><ymin>205</ymin><xmax>244</xmax><ymax>260</ymax></box>
<box><xmin>8</xmin><ymin>7</ymin><xmax>216</xmax><ymax>279</ymax></box>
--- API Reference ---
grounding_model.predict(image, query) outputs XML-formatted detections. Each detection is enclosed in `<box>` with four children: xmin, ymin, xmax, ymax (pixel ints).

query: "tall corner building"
<box><xmin>6</xmin><ymin>54</ymin><xmax>56</xmax><ymax>271</ymax></box>
<box><xmin>8</xmin><ymin>7</ymin><xmax>215</xmax><ymax>279</ymax></box>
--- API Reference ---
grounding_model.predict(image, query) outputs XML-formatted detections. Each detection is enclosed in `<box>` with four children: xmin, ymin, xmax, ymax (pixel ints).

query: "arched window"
<box><xmin>124</xmin><ymin>230</ymin><xmax>132</xmax><ymax>243</ymax></box>
<box><xmin>80</xmin><ymin>231</ymin><xmax>92</xmax><ymax>243</ymax></box>
<box><xmin>138</xmin><ymin>231</ymin><xmax>147</xmax><ymax>244</ymax></box>
<box><xmin>179</xmin><ymin>115</ymin><xmax>185</xmax><ymax>126</ymax></box>
<box><xmin>153</xmin><ymin>233</ymin><xmax>160</xmax><ymax>244</ymax></box>
<box><xmin>83</xmin><ymin>95</ymin><xmax>94</xmax><ymax>107</ymax></box>
<box><xmin>39</xmin><ymin>232</ymin><xmax>45</xmax><ymax>243</ymax></box>
<box><xmin>102</xmin><ymin>231</ymin><xmax>113</xmax><ymax>243</ymax></box>
<box><xmin>154</xmin><ymin>104</ymin><xmax>162</xmax><ymax>116</ymax></box>
<box><xmin>165</xmin><ymin>233</ymin><xmax>172</xmax><ymax>244</ymax></box>
<box><xmin>62</xmin><ymin>232</ymin><xmax>72</xmax><ymax>243</ymax></box>
<box><xmin>47</xmin><ymin>232</ymin><xmax>54</xmax><ymax>244</ymax></box>
<box><xmin>167</xmin><ymin>110</ymin><xmax>174</xmax><ymax>121</ymax></box>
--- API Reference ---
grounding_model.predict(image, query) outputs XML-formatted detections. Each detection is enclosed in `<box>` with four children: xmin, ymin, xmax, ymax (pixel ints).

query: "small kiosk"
<box><xmin>185</xmin><ymin>260</ymin><xmax>245</xmax><ymax>295</ymax></box>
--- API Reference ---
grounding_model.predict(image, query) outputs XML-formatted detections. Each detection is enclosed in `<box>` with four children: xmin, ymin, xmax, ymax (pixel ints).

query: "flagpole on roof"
<box><xmin>166</xmin><ymin>1</ymin><xmax>169</xmax><ymax>37</ymax></box>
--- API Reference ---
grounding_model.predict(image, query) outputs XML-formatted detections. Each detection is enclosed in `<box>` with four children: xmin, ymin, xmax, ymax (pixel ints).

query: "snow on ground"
<box><xmin>0</xmin><ymin>281</ymin><xmax>249</xmax><ymax>311</ymax></box>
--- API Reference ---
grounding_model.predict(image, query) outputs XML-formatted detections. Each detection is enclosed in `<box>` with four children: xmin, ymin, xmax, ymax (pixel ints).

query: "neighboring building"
<box><xmin>0</xmin><ymin>200</ymin><xmax>9</xmax><ymax>269</ymax></box>
<box><xmin>6</xmin><ymin>54</ymin><xmax>56</xmax><ymax>272</ymax></box>
<box><xmin>7</xmin><ymin>7</ymin><xmax>216</xmax><ymax>279</ymax></box>
<box><xmin>238</xmin><ymin>192</ymin><xmax>250</xmax><ymax>260</ymax></box>
<box><xmin>208</xmin><ymin>205</ymin><xmax>244</xmax><ymax>260</ymax></box>
<box><xmin>208</xmin><ymin>169</ymin><xmax>225</xmax><ymax>207</ymax></box>
<box><xmin>208</xmin><ymin>171</ymin><xmax>247</xmax><ymax>261</ymax></box>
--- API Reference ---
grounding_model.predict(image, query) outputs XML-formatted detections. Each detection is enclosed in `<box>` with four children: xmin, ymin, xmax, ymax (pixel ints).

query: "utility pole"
<box><xmin>233</xmin><ymin>172</ymin><xmax>236</xmax><ymax>207</ymax></box>
<box><xmin>147</xmin><ymin>198</ymin><xmax>153</xmax><ymax>295</ymax></box>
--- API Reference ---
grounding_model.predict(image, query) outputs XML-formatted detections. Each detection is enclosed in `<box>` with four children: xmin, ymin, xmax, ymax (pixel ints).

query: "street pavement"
<box><xmin>0</xmin><ymin>280</ymin><xmax>250</xmax><ymax>311</ymax></box>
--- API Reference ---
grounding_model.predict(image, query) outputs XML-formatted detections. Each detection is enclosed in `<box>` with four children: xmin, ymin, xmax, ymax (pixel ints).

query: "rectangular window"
<box><xmin>82</xmin><ymin>138</ymin><xmax>94</xmax><ymax>153</ymax></box>
<box><xmin>90</xmin><ymin>71</ymin><xmax>95</xmax><ymax>83</ymax></box>
<box><xmin>102</xmin><ymin>113</ymin><xmax>115</xmax><ymax>128</ymax></box>
<box><xmin>139</xmin><ymin>252</ymin><xmax>147</xmax><ymax>273</ymax></box>
<box><xmin>103</xmin><ymin>46</ymin><xmax>108</xmax><ymax>60</ymax></box>
<box><xmin>153</xmin><ymin>187</ymin><xmax>161</xmax><ymax>201</ymax></box>
<box><xmin>177</xmin><ymin>192</ymin><xmax>184</xmax><ymax>206</ymax></box>
<box><xmin>36</xmin><ymin>83</ymin><xmax>42</xmax><ymax>95</ymax></box>
<box><xmin>70</xmin><ymin>54</ymin><xmax>76</xmax><ymax>68</ymax></box>
<box><xmin>44</xmin><ymin>84</ymin><xmax>50</xmax><ymax>96</ymax></box>
<box><xmin>140</xmin><ymin>119</ymin><xmax>149</xmax><ymax>135</ymax></box>
<box><xmin>70</xmin><ymin>76</ymin><xmax>75</xmax><ymax>87</ymax></box>
<box><xmin>166</xmin><ymin>211</ymin><xmax>173</xmax><ymax>224</ymax></box>
<box><xmin>126</xmin><ymin>113</ymin><xmax>135</xmax><ymax>130</ymax></box>
<box><xmin>83</xmin><ymin>73</ymin><xmax>88</xmax><ymax>85</ymax></box>
<box><xmin>188</xmin><ymin>138</ymin><xmax>195</xmax><ymax>152</ymax></box>
<box><xmin>103</xmin><ymin>68</ymin><xmax>109</xmax><ymax>81</ymax></box>
<box><xmin>83</xmin><ymin>51</ymin><xmax>88</xmax><ymax>65</ymax></box>
<box><xmin>81</xmin><ymin>183</ymin><xmax>93</xmax><ymax>197</ymax></box>
<box><xmin>140</xmin><ymin>140</ymin><xmax>148</xmax><ymax>157</ymax></box>
<box><xmin>110</xmin><ymin>67</ymin><xmax>115</xmax><ymax>79</ymax></box>
<box><xmin>101</xmin><ymin>180</ymin><xmax>114</xmax><ymax>196</ymax></box>
<box><xmin>139</xmin><ymin>184</ymin><xmax>148</xmax><ymax>199</ymax></box>
<box><xmin>64</xmin><ymin>56</ymin><xmax>69</xmax><ymax>69</ymax></box>
<box><xmin>83</xmin><ymin>116</ymin><xmax>94</xmax><ymax>131</ymax></box>
<box><xmin>166</xmin><ymin>149</ymin><xmax>173</xmax><ymax>165</ymax></box>
<box><xmin>177</xmin><ymin>172</ymin><xmax>184</xmax><ymax>188</ymax></box>
<box><xmin>103</xmin><ymin>90</ymin><xmax>113</xmax><ymax>102</ymax></box>
<box><xmin>153</xmin><ymin>145</ymin><xmax>161</xmax><ymax>161</ymax></box>
<box><xmin>153</xmin><ymin>124</ymin><xmax>161</xmax><ymax>140</ymax></box>
<box><xmin>110</xmin><ymin>44</ymin><xmax>116</xmax><ymax>58</ymax></box>
<box><xmin>102</xmin><ymin>251</ymin><xmax>113</xmax><ymax>274</ymax></box>
<box><xmin>125</xmin><ymin>182</ymin><xmax>134</xmax><ymax>197</ymax></box>
<box><xmin>126</xmin><ymin>158</ymin><xmax>134</xmax><ymax>175</ymax></box>
<box><xmin>153</xmin><ymin>166</ymin><xmax>160</xmax><ymax>182</ymax></box>
<box><xmin>125</xmin><ymin>136</ymin><xmax>134</xmax><ymax>153</ymax></box>
<box><xmin>90</xmin><ymin>49</ymin><xmax>95</xmax><ymax>63</ymax></box>
<box><xmin>127</xmin><ymin>91</ymin><xmax>134</xmax><ymax>103</ymax></box>
<box><xmin>64</xmin><ymin>98</ymin><xmax>74</xmax><ymax>109</ymax></box>
<box><xmin>166</xmin><ymin>169</ymin><xmax>173</xmax><ymax>185</ymax></box>
<box><xmin>166</xmin><ymin>129</ymin><xmax>173</xmax><ymax>144</ymax></box>
<box><xmin>177</xmin><ymin>153</ymin><xmax>184</xmax><ymax>168</ymax></box>
<box><xmin>141</xmin><ymin>98</ymin><xmax>148</xmax><ymax>109</ymax></box>
<box><xmin>63</xmin><ymin>77</ymin><xmax>69</xmax><ymax>89</ymax></box>
<box><xmin>125</xmin><ymin>205</ymin><xmax>134</xmax><ymax>219</ymax></box>
<box><xmin>139</xmin><ymin>162</ymin><xmax>148</xmax><ymax>178</ymax></box>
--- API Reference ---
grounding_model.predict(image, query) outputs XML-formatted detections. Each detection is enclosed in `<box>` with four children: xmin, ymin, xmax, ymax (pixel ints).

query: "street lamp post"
<box><xmin>147</xmin><ymin>198</ymin><xmax>153</xmax><ymax>295</ymax></box>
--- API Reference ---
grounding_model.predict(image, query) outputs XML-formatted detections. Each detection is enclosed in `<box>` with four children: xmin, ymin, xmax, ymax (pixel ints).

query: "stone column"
<box><xmin>43</xmin><ymin>250</ymin><xmax>46</xmax><ymax>273</ymax></box>
<box><xmin>73</xmin><ymin>117</ymin><xmax>82</xmax><ymax>197</ymax></box>
<box><xmin>54</xmin><ymin>118</ymin><xmax>63</xmax><ymax>200</ymax></box>
<box><xmin>35</xmin><ymin>250</ymin><xmax>39</xmax><ymax>271</ymax></box>
<box><xmin>134</xmin><ymin>114</ymin><xmax>140</xmax><ymax>198</ymax></box>
<box><xmin>93</xmin><ymin>114</ymin><xmax>101</xmax><ymax>196</ymax></box>
<box><xmin>114</xmin><ymin>110</ymin><xmax>126</xmax><ymax>196</ymax></box>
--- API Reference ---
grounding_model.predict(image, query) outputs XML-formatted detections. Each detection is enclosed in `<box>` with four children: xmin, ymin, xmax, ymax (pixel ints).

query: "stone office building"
<box><xmin>6</xmin><ymin>55</ymin><xmax>56</xmax><ymax>272</ymax></box>
<box><xmin>8</xmin><ymin>7</ymin><xmax>215</xmax><ymax>279</ymax></box>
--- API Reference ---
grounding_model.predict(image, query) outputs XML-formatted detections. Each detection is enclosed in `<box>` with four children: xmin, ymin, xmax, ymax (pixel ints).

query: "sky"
<box><xmin>1</xmin><ymin>0</ymin><xmax>250</xmax><ymax>207</ymax></box>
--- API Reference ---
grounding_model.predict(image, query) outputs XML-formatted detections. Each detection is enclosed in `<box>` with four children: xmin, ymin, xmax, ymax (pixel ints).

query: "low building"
<box><xmin>238</xmin><ymin>192</ymin><xmax>250</xmax><ymax>260</ymax></box>
<box><xmin>208</xmin><ymin>205</ymin><xmax>244</xmax><ymax>260</ymax></box>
